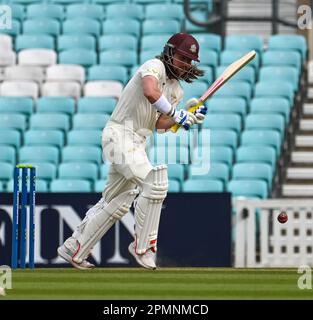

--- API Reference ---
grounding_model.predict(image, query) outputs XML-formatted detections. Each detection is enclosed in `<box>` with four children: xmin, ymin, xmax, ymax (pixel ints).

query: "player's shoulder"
<box><xmin>140</xmin><ymin>58</ymin><xmax>165</xmax><ymax>71</ymax></box>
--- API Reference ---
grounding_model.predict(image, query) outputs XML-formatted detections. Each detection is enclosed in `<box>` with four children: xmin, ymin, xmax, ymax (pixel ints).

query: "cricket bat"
<box><xmin>171</xmin><ymin>50</ymin><xmax>256</xmax><ymax>133</ymax></box>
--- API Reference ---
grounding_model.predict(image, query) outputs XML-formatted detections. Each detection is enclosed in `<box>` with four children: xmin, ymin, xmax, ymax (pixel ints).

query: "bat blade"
<box><xmin>171</xmin><ymin>50</ymin><xmax>256</xmax><ymax>133</ymax></box>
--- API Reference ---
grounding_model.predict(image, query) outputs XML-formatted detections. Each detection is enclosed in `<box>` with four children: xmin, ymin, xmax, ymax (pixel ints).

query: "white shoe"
<box><xmin>128</xmin><ymin>242</ymin><xmax>156</xmax><ymax>270</ymax></box>
<box><xmin>57</xmin><ymin>237</ymin><xmax>95</xmax><ymax>270</ymax></box>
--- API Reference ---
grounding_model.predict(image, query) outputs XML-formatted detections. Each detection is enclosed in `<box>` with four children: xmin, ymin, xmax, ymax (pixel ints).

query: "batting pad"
<box><xmin>135</xmin><ymin>165</ymin><xmax>168</xmax><ymax>254</ymax></box>
<box><xmin>73</xmin><ymin>189</ymin><xmax>138</xmax><ymax>263</ymax></box>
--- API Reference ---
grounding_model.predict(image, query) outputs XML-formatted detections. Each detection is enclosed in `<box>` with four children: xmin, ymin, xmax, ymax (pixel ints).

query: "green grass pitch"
<box><xmin>1</xmin><ymin>268</ymin><xmax>312</xmax><ymax>300</ymax></box>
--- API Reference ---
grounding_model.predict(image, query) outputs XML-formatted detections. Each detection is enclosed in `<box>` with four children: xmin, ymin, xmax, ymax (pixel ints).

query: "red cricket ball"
<box><xmin>278</xmin><ymin>212</ymin><xmax>288</xmax><ymax>224</ymax></box>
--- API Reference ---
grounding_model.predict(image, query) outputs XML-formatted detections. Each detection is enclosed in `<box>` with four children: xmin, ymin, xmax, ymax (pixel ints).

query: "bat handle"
<box><xmin>170</xmin><ymin>101</ymin><xmax>203</xmax><ymax>133</ymax></box>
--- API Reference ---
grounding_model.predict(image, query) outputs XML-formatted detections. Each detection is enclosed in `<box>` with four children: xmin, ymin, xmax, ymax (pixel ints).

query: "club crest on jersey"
<box><xmin>190</xmin><ymin>44</ymin><xmax>197</xmax><ymax>53</ymax></box>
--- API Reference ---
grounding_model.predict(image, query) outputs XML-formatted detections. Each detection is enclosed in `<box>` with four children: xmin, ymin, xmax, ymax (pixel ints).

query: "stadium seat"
<box><xmin>0</xmin><ymin>182</ymin><xmax>3</xmax><ymax>192</ymax></box>
<box><xmin>0</xmin><ymin>130</ymin><xmax>21</xmax><ymax>149</ymax></box>
<box><xmin>213</xmin><ymin>81</ymin><xmax>252</xmax><ymax>102</ymax></box>
<box><xmin>207</xmin><ymin>98</ymin><xmax>247</xmax><ymax>118</ymax></box>
<box><xmin>227</xmin><ymin>180</ymin><xmax>268</xmax><ymax>199</ymax></box>
<box><xmin>94</xmin><ymin>180</ymin><xmax>107</xmax><ymax>192</ymax></box>
<box><xmin>241</xmin><ymin>130</ymin><xmax>281</xmax><ymax>155</ymax></box>
<box><xmin>0</xmin><ymin>35</ymin><xmax>12</xmax><ymax>51</ymax></box>
<box><xmin>59</xmin><ymin>49</ymin><xmax>97</xmax><ymax>68</ymax></box>
<box><xmin>268</xmin><ymin>34</ymin><xmax>307</xmax><ymax>60</ymax></box>
<box><xmin>185</xmin><ymin>10</ymin><xmax>209</xmax><ymax>33</ymax></box>
<box><xmin>106</xmin><ymin>4</ymin><xmax>144</xmax><ymax>20</ymax></box>
<box><xmin>192</xmin><ymin>146</ymin><xmax>233</xmax><ymax>166</ymax></box>
<box><xmin>67</xmin><ymin>130</ymin><xmax>102</xmax><ymax>146</ymax></box>
<box><xmin>88</xmin><ymin>65</ymin><xmax>128</xmax><ymax>84</ymax></box>
<box><xmin>0</xmin><ymin>146</ymin><xmax>16</xmax><ymax>164</ymax></box>
<box><xmin>24</xmin><ymin>130</ymin><xmax>64</xmax><ymax>148</ymax></box>
<box><xmin>73</xmin><ymin>113</ymin><xmax>110</xmax><ymax>130</ymax></box>
<box><xmin>41</xmin><ymin>82</ymin><xmax>81</xmax><ymax>99</ymax></box>
<box><xmin>236</xmin><ymin>146</ymin><xmax>277</xmax><ymax>170</ymax></box>
<box><xmin>0</xmin><ymin>114</ymin><xmax>26</xmax><ymax>132</ymax></box>
<box><xmin>245</xmin><ymin>114</ymin><xmax>285</xmax><ymax>135</ymax></box>
<box><xmin>66</xmin><ymin>4</ymin><xmax>104</xmax><ymax>20</ymax></box>
<box><xmin>254</xmin><ymin>81</ymin><xmax>294</xmax><ymax>104</ymax></box>
<box><xmin>262</xmin><ymin>51</ymin><xmax>302</xmax><ymax>71</ymax></box>
<box><xmin>0</xmin><ymin>97</ymin><xmax>33</xmax><ymax>115</ymax></box>
<box><xmin>63</xmin><ymin>18</ymin><xmax>101</xmax><ymax>37</ymax></box>
<box><xmin>141</xmin><ymin>35</ymin><xmax>172</xmax><ymax>51</ymax></box>
<box><xmin>6</xmin><ymin>178</ymin><xmax>48</xmax><ymax>192</ymax></box>
<box><xmin>100</xmin><ymin>50</ymin><xmax>137</xmax><ymax>68</ymax></box>
<box><xmin>23</xmin><ymin>19</ymin><xmax>61</xmax><ymax>37</ymax></box>
<box><xmin>259</xmin><ymin>66</ymin><xmax>299</xmax><ymax>91</ymax></box>
<box><xmin>183</xmin><ymin>179</ymin><xmax>224</xmax><ymax>192</ymax></box>
<box><xmin>62</xmin><ymin>146</ymin><xmax>102</xmax><ymax>164</ymax></box>
<box><xmin>19</xmin><ymin>146</ymin><xmax>59</xmax><ymax>164</ymax></box>
<box><xmin>15</xmin><ymin>35</ymin><xmax>55</xmax><ymax>51</ymax></box>
<box><xmin>195</xmin><ymin>33</ymin><xmax>222</xmax><ymax>53</ymax></box>
<box><xmin>0</xmin><ymin>163</ymin><xmax>13</xmax><ymax>181</ymax></box>
<box><xmin>50</xmin><ymin>179</ymin><xmax>91</xmax><ymax>192</ymax></box>
<box><xmin>0</xmin><ymin>50</ymin><xmax>16</xmax><ymax>67</ymax></box>
<box><xmin>225</xmin><ymin>35</ymin><xmax>263</xmax><ymax>55</ymax></box>
<box><xmin>216</xmin><ymin>65</ymin><xmax>255</xmax><ymax>84</ymax></box>
<box><xmin>198</xmin><ymin>50</ymin><xmax>218</xmax><ymax>69</ymax></box>
<box><xmin>139</xmin><ymin>50</ymin><xmax>161</xmax><ymax>64</ymax></box>
<box><xmin>189</xmin><ymin>162</ymin><xmax>229</xmax><ymax>185</ymax></box>
<box><xmin>46</xmin><ymin>65</ymin><xmax>85</xmax><ymax>84</ymax></box>
<box><xmin>168</xmin><ymin>180</ymin><xmax>181</xmax><ymax>192</ymax></box>
<box><xmin>167</xmin><ymin>164</ymin><xmax>185</xmax><ymax>183</ymax></box>
<box><xmin>232</xmin><ymin>163</ymin><xmax>273</xmax><ymax>188</ymax></box>
<box><xmin>145</xmin><ymin>4</ymin><xmax>184</xmax><ymax>21</ymax></box>
<box><xmin>0</xmin><ymin>81</ymin><xmax>39</xmax><ymax>99</ymax></box>
<box><xmin>4</xmin><ymin>66</ymin><xmax>45</xmax><ymax>84</ymax></box>
<box><xmin>36</xmin><ymin>97</ymin><xmax>75</xmax><ymax>115</ymax></box>
<box><xmin>203</xmin><ymin>114</ymin><xmax>242</xmax><ymax>133</ymax></box>
<box><xmin>209</xmin><ymin>130</ymin><xmax>238</xmax><ymax>150</ymax></box>
<box><xmin>27</xmin><ymin>4</ymin><xmax>64</xmax><ymax>20</ymax></box>
<box><xmin>180</xmin><ymin>81</ymin><xmax>208</xmax><ymax>103</ymax></box>
<box><xmin>18</xmin><ymin>49</ymin><xmax>57</xmax><ymax>67</ymax></box>
<box><xmin>99</xmin><ymin>35</ymin><xmax>137</xmax><ymax>51</ymax></box>
<box><xmin>142</xmin><ymin>19</ymin><xmax>180</xmax><ymax>35</ymax></box>
<box><xmin>84</xmin><ymin>81</ymin><xmax>123</xmax><ymax>99</ymax></box>
<box><xmin>250</xmin><ymin>98</ymin><xmax>290</xmax><ymax>124</ymax></box>
<box><xmin>30</xmin><ymin>114</ymin><xmax>70</xmax><ymax>132</ymax></box>
<box><xmin>103</xmin><ymin>19</ymin><xmax>141</xmax><ymax>37</ymax></box>
<box><xmin>0</xmin><ymin>20</ymin><xmax>21</xmax><ymax>37</ymax></box>
<box><xmin>77</xmin><ymin>97</ymin><xmax>116</xmax><ymax>114</ymax></box>
<box><xmin>199</xmin><ymin>65</ymin><xmax>214</xmax><ymax>84</ymax></box>
<box><xmin>220</xmin><ymin>50</ymin><xmax>259</xmax><ymax>70</ymax></box>
<box><xmin>58</xmin><ymin>35</ymin><xmax>96</xmax><ymax>51</ymax></box>
<box><xmin>58</xmin><ymin>162</ymin><xmax>98</xmax><ymax>182</ymax></box>
<box><xmin>10</xmin><ymin>4</ymin><xmax>24</xmax><ymax>21</ymax></box>
<box><xmin>149</xmin><ymin>146</ymin><xmax>189</xmax><ymax>165</ymax></box>
<box><xmin>28</xmin><ymin>162</ymin><xmax>57</xmax><ymax>181</ymax></box>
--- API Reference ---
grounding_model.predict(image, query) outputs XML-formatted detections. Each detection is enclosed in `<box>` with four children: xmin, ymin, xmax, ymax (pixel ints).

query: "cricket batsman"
<box><xmin>58</xmin><ymin>33</ymin><xmax>207</xmax><ymax>270</ymax></box>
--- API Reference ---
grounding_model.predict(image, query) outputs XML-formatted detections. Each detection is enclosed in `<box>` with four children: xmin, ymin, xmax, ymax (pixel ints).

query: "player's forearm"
<box><xmin>155</xmin><ymin>114</ymin><xmax>176</xmax><ymax>130</ymax></box>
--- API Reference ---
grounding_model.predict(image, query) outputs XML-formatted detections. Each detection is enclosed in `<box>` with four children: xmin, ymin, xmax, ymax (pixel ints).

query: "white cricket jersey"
<box><xmin>109</xmin><ymin>58</ymin><xmax>183</xmax><ymax>133</ymax></box>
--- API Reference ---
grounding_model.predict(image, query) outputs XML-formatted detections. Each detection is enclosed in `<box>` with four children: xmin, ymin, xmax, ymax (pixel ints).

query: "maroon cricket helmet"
<box><xmin>166</xmin><ymin>33</ymin><xmax>200</xmax><ymax>62</ymax></box>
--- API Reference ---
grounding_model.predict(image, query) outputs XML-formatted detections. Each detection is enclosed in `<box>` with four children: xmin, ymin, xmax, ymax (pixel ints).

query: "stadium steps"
<box><xmin>281</xmin><ymin>60</ymin><xmax>313</xmax><ymax>197</ymax></box>
<box><xmin>226</xmin><ymin>0</ymin><xmax>297</xmax><ymax>38</ymax></box>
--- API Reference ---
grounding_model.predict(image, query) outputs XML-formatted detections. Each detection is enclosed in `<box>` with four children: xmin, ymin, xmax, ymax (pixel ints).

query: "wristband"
<box><xmin>152</xmin><ymin>95</ymin><xmax>175</xmax><ymax>117</ymax></box>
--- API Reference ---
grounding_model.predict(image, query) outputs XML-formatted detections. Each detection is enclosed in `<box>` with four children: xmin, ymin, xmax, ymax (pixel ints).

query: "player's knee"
<box><xmin>141</xmin><ymin>165</ymin><xmax>168</xmax><ymax>201</ymax></box>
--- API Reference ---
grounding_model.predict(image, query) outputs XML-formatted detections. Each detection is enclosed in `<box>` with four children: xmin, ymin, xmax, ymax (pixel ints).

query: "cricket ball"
<box><xmin>278</xmin><ymin>211</ymin><xmax>288</xmax><ymax>224</ymax></box>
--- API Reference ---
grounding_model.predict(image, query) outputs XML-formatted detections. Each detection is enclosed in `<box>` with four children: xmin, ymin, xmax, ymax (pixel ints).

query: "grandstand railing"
<box><xmin>183</xmin><ymin>0</ymin><xmax>313</xmax><ymax>36</ymax></box>
<box><xmin>234</xmin><ymin>198</ymin><xmax>313</xmax><ymax>267</ymax></box>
